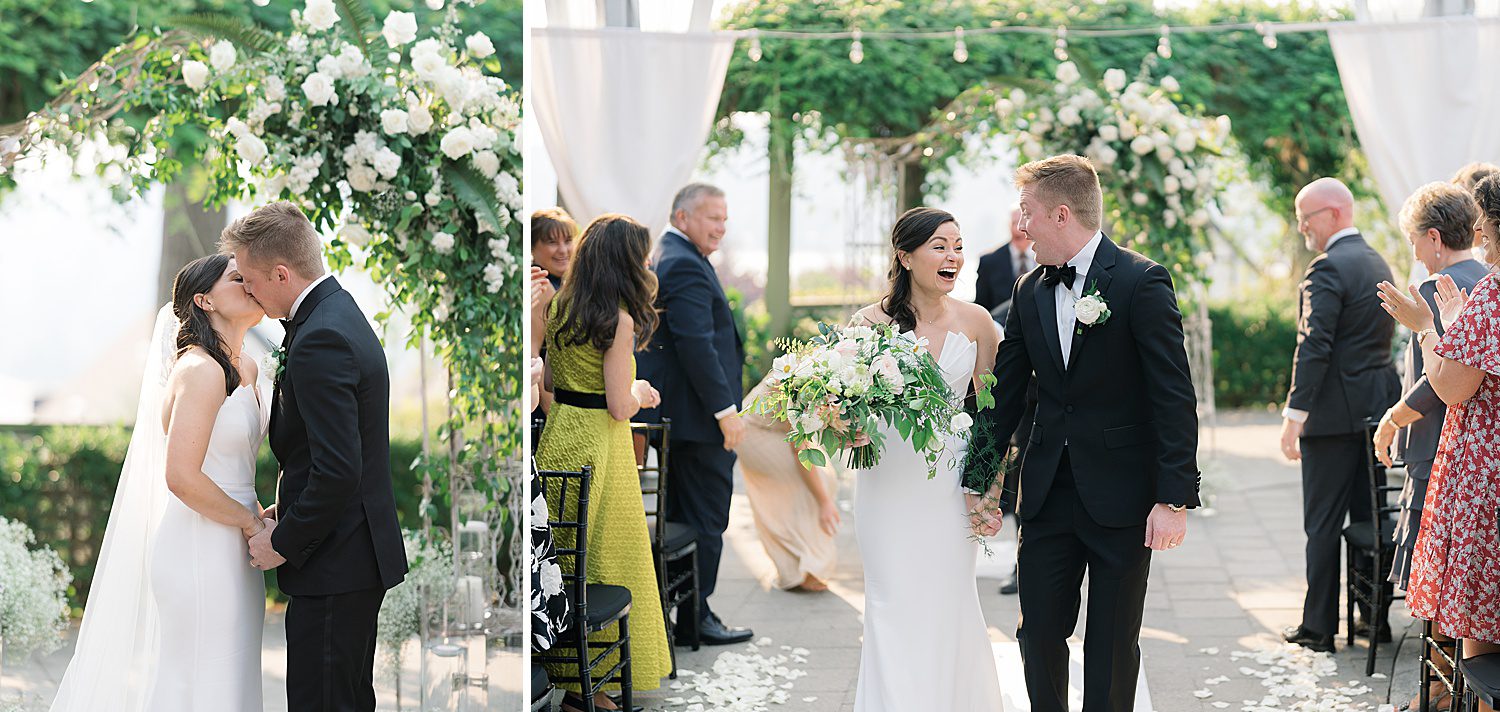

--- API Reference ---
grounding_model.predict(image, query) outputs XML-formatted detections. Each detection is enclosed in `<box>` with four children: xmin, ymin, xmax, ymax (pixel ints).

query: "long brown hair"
<box><xmin>172</xmin><ymin>254</ymin><xmax>239</xmax><ymax>396</ymax></box>
<box><xmin>551</xmin><ymin>214</ymin><xmax>659</xmax><ymax>352</ymax></box>
<box><xmin>880</xmin><ymin>207</ymin><xmax>958</xmax><ymax>333</ymax></box>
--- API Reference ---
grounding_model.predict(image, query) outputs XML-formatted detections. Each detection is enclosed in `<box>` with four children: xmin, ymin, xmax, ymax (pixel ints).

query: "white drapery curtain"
<box><xmin>530</xmin><ymin>28</ymin><xmax>734</xmax><ymax>234</ymax></box>
<box><xmin>1329</xmin><ymin>17</ymin><xmax>1500</xmax><ymax>215</ymax></box>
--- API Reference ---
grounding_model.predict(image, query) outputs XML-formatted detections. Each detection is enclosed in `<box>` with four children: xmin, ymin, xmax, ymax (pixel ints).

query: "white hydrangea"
<box><xmin>304</xmin><ymin>0</ymin><xmax>339</xmax><ymax>32</ymax></box>
<box><xmin>1058</xmin><ymin>105</ymin><xmax>1082</xmax><ymax>127</ymax></box>
<box><xmin>1162</xmin><ymin>75</ymin><xmax>1181</xmax><ymax>93</ymax></box>
<box><xmin>209</xmin><ymin>41</ymin><xmax>237</xmax><ymax>71</ymax></box>
<box><xmin>493</xmin><ymin>170</ymin><xmax>521</xmax><ymax>210</ymax></box>
<box><xmin>262</xmin><ymin>75</ymin><xmax>286</xmax><ymax>102</ymax></box>
<box><xmin>1129</xmin><ymin>134</ymin><xmax>1154</xmax><ymax>156</ymax></box>
<box><xmin>431</xmin><ymin>231</ymin><xmax>455</xmax><ymax>254</ymax></box>
<box><xmin>372</xmin><ymin>146</ymin><xmax>401</xmax><ymax>179</ymax></box>
<box><xmin>339</xmin><ymin>221</ymin><xmax>372</xmax><ymax>246</ymax></box>
<box><xmin>472</xmin><ymin>150</ymin><xmax>499</xmax><ymax>178</ymax></box>
<box><xmin>182</xmin><ymin>60</ymin><xmax>209</xmax><ymax>90</ymax></box>
<box><xmin>1055</xmin><ymin>61</ymin><xmax>1080</xmax><ymax>85</ymax></box>
<box><xmin>246</xmin><ymin>100</ymin><xmax>282</xmax><ymax>128</ymax></box>
<box><xmin>466</xmin><ymin>32</ymin><xmax>495</xmax><ymax>59</ymax></box>
<box><xmin>316</xmin><ymin>54</ymin><xmax>344</xmax><ymax>80</ymax></box>
<box><xmin>347</xmin><ymin>164</ymin><xmax>378</xmax><ymax>192</ymax></box>
<box><xmin>286</xmin><ymin>153</ymin><xmax>324</xmax><ymax>194</ymax></box>
<box><xmin>301</xmin><ymin>72</ymin><xmax>337</xmax><ymax>106</ymax></box>
<box><xmin>488</xmin><ymin>237</ymin><xmax>509</xmax><ymax>258</ymax></box>
<box><xmin>483</xmin><ymin>263</ymin><xmax>504</xmax><ymax>293</ymax></box>
<box><xmin>336</xmin><ymin>43</ymin><xmax>369</xmax><ymax>79</ymax></box>
<box><xmin>1103</xmin><ymin>67</ymin><xmax>1127</xmax><ymax>93</ymax></box>
<box><xmin>466</xmin><ymin>117</ymin><xmax>498</xmax><ymax>151</ymax></box>
<box><xmin>382</xmin><ymin>11</ymin><xmax>417</xmax><ymax>47</ymax></box>
<box><xmin>286</xmin><ymin>34</ymin><xmax>309</xmax><ymax>53</ymax></box>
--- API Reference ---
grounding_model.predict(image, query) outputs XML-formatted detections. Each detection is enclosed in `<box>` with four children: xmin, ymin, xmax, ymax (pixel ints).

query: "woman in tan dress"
<box><xmin>740</xmin><ymin>376</ymin><xmax>841</xmax><ymax>591</ymax></box>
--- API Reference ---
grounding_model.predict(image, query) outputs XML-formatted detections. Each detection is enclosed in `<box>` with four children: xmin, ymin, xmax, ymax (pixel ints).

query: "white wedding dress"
<box><xmin>854</xmin><ymin>330</ymin><xmax>1004</xmax><ymax>711</ymax></box>
<box><xmin>50</xmin><ymin>305</ymin><xmax>268</xmax><ymax>712</ymax></box>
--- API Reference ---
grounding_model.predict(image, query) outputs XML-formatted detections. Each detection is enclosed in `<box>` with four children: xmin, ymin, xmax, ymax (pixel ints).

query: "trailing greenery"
<box><xmin>0</xmin><ymin>426</ymin><xmax>433</xmax><ymax>608</ymax></box>
<box><xmin>1208</xmin><ymin>297</ymin><xmax>1298</xmax><ymax>409</ymax></box>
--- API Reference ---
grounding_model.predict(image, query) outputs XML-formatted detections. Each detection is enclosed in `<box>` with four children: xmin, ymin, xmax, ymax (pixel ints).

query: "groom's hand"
<box><xmin>1279</xmin><ymin>418</ymin><xmax>1303</xmax><ymax>461</ymax></box>
<box><xmin>965</xmin><ymin>492</ymin><xmax>1003</xmax><ymax>538</ymax></box>
<box><xmin>248</xmin><ymin>518</ymin><xmax>287</xmax><ymax>570</ymax></box>
<box><xmin>1144</xmin><ymin>504</ymin><xmax>1187</xmax><ymax>551</ymax></box>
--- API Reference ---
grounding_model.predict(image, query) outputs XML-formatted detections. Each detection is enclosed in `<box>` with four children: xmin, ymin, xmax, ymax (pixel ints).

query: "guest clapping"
<box><xmin>535</xmin><ymin>214</ymin><xmax>672</xmax><ymax>708</ymax></box>
<box><xmin>1280</xmin><ymin>177</ymin><xmax>1401</xmax><ymax>653</ymax></box>
<box><xmin>1378</xmin><ymin>174</ymin><xmax>1500</xmax><ymax>711</ymax></box>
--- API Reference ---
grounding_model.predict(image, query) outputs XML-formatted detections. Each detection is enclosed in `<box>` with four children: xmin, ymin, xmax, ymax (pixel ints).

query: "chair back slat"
<box><xmin>536</xmin><ymin>465</ymin><xmax>594</xmax><ymax>613</ymax></box>
<box><xmin>632</xmin><ymin>419</ymin><xmax>672</xmax><ymax>544</ymax></box>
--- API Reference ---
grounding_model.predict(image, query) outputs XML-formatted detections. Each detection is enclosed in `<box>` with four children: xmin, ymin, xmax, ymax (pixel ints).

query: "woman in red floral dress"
<box><xmin>1380</xmin><ymin>174</ymin><xmax>1500</xmax><ymax>711</ymax></box>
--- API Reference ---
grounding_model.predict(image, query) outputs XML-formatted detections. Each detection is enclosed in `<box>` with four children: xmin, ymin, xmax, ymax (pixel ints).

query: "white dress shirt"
<box><xmin>1282</xmin><ymin>227</ymin><xmax>1360</xmax><ymax>423</ymax></box>
<box><xmin>289</xmin><ymin>274</ymin><xmax>333</xmax><ymax>320</ymax></box>
<box><xmin>1054</xmin><ymin>231</ymin><xmax>1105</xmax><ymax>368</ymax></box>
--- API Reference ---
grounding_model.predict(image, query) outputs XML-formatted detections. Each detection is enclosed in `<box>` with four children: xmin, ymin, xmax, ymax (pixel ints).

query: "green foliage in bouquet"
<box><xmin>752</xmin><ymin>321</ymin><xmax>985</xmax><ymax>478</ymax></box>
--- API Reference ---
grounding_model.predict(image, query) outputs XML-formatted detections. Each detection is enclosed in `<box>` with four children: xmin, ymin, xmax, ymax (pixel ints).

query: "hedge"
<box><xmin>1208</xmin><ymin>298</ymin><xmax>1299</xmax><ymax>410</ymax></box>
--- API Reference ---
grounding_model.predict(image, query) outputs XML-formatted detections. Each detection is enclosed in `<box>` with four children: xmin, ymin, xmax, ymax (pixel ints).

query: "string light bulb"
<box><xmin>1156</xmin><ymin>25</ymin><xmax>1172</xmax><ymax>59</ymax></box>
<box><xmin>953</xmin><ymin>26</ymin><xmax>969</xmax><ymax>63</ymax></box>
<box><xmin>748</xmin><ymin>29</ymin><xmax>763</xmax><ymax>62</ymax></box>
<box><xmin>1257</xmin><ymin>23</ymin><xmax>1279</xmax><ymax>49</ymax></box>
<box><xmin>1054</xmin><ymin>26</ymin><xmax>1068</xmax><ymax>61</ymax></box>
<box><xmin>850</xmin><ymin>28</ymin><xmax>864</xmax><ymax>64</ymax></box>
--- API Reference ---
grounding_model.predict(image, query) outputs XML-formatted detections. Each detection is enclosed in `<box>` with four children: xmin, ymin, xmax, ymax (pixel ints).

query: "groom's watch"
<box><xmin>1165</xmin><ymin>503</ymin><xmax>1187</xmax><ymax>513</ymax></box>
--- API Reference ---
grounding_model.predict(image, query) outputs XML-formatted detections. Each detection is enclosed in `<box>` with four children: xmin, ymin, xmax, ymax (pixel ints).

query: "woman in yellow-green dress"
<box><xmin>537</xmin><ymin>213</ymin><xmax>671</xmax><ymax>710</ymax></box>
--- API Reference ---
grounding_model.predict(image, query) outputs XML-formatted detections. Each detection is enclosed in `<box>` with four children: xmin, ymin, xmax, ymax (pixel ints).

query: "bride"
<box><xmin>50</xmin><ymin>253</ymin><xmax>271</xmax><ymax>711</ymax></box>
<box><xmin>849</xmin><ymin>207</ymin><xmax>1005</xmax><ymax>711</ymax></box>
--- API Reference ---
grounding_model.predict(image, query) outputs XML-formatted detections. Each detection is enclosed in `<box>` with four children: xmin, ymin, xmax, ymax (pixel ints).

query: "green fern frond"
<box><xmin>441</xmin><ymin>160</ymin><xmax>502</xmax><ymax>232</ymax></box>
<box><xmin>335</xmin><ymin>0</ymin><xmax>379</xmax><ymax>61</ymax></box>
<box><xmin>165</xmin><ymin>13</ymin><xmax>279</xmax><ymax>54</ymax></box>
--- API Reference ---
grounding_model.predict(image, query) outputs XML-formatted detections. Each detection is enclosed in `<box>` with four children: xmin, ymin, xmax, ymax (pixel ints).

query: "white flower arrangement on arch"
<box><xmin>0</xmin><ymin>516</ymin><xmax>72</xmax><ymax>663</ymax></box>
<box><xmin>994</xmin><ymin>61</ymin><xmax>1232</xmax><ymax>285</ymax></box>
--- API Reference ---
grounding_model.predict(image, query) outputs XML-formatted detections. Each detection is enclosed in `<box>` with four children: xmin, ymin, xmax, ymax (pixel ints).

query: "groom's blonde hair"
<box><xmin>1014</xmin><ymin>154</ymin><xmax>1103</xmax><ymax>231</ymax></box>
<box><xmin>218</xmin><ymin>201</ymin><xmax>326</xmax><ymax>279</ymax></box>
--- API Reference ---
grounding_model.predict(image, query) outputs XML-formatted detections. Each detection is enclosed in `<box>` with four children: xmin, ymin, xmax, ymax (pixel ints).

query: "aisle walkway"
<box><xmin>640</xmin><ymin>411</ymin><xmax>1413</xmax><ymax>711</ymax></box>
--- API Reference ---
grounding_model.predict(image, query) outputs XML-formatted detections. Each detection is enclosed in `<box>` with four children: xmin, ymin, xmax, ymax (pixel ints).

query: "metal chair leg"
<box><xmin>620</xmin><ymin>614</ymin><xmax>633</xmax><ymax>712</ymax></box>
<box><xmin>691</xmin><ymin>548</ymin><xmax>702</xmax><ymax>651</ymax></box>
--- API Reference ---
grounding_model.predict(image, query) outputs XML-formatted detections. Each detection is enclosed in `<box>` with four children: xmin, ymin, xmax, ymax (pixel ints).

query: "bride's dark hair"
<box><xmin>881</xmin><ymin>207</ymin><xmax>958</xmax><ymax>333</ymax></box>
<box><xmin>171</xmin><ymin>254</ymin><xmax>239</xmax><ymax>396</ymax></box>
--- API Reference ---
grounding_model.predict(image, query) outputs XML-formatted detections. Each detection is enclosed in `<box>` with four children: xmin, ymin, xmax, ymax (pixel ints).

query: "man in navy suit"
<box><xmin>637</xmin><ymin>183</ymin><xmax>754</xmax><ymax>646</ymax></box>
<box><xmin>975</xmin><ymin>207</ymin><xmax>1036</xmax><ymax>321</ymax></box>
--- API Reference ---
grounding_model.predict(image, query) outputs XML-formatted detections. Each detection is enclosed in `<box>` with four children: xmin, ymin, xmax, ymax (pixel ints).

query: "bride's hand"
<box><xmin>965</xmin><ymin>492</ymin><xmax>1002</xmax><ymax>538</ymax></box>
<box><xmin>848</xmin><ymin>430</ymin><xmax>871</xmax><ymax>447</ymax></box>
<box><xmin>241</xmin><ymin>516</ymin><xmax>267</xmax><ymax>540</ymax></box>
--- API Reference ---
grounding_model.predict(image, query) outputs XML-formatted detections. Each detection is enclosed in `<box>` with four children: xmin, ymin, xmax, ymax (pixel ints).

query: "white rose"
<box><xmin>304</xmin><ymin>0</ymin><xmax>339</xmax><ymax>32</ymax></box>
<box><xmin>382</xmin><ymin>11</ymin><xmax>417</xmax><ymax>47</ymax></box>
<box><xmin>426</xmin><ymin>0</ymin><xmax>444</xmax><ymax>8</ymax></box>
<box><xmin>316</xmin><ymin>54</ymin><xmax>344</xmax><ymax>80</ymax></box>
<box><xmin>372</xmin><ymin>147</ymin><xmax>401</xmax><ymax>178</ymax></box>
<box><xmin>473</xmin><ymin>149</ymin><xmax>499</xmax><ymax>178</ymax></box>
<box><xmin>1009</xmin><ymin>88</ymin><xmax>1027</xmax><ymax>105</ymax></box>
<box><xmin>425</xmin><ymin>192</ymin><xmax>442</xmax><ymax>206</ymax></box>
<box><xmin>182</xmin><ymin>60</ymin><xmax>209</xmax><ymax>90</ymax></box>
<box><xmin>336</xmin><ymin>44</ymin><xmax>369</xmax><ymax>79</ymax></box>
<box><xmin>1161</xmin><ymin>75</ymin><xmax>1180</xmax><ymax>93</ymax></box>
<box><xmin>380</xmin><ymin>108</ymin><xmax>408</xmax><ymax>135</ymax></box>
<box><xmin>484</xmin><ymin>263</ymin><xmax>504</xmax><ymax>293</ymax></box>
<box><xmin>1132</xmin><ymin>192</ymin><xmax>1149</xmax><ymax>207</ymax></box>
<box><xmin>1098</xmin><ymin>124</ymin><xmax>1119</xmax><ymax>142</ymax></box>
<box><xmin>407</xmin><ymin>104</ymin><xmax>434</xmax><ymax>134</ymax></box>
<box><xmin>235</xmin><ymin>133</ymin><xmax>268</xmax><ymax>165</ymax></box>
<box><xmin>347</xmin><ymin>164</ymin><xmax>377</xmax><ymax>192</ymax></box>
<box><xmin>1075</xmin><ymin>296</ymin><xmax>1105</xmax><ymax>325</ymax></box>
<box><xmin>1095</xmin><ymin>144</ymin><xmax>1118</xmax><ymax>167</ymax></box>
<box><xmin>1129</xmin><ymin>134</ymin><xmax>1154</xmax><ymax>156</ymax></box>
<box><xmin>431</xmin><ymin>231</ymin><xmax>455</xmax><ymax>254</ymax></box>
<box><xmin>209</xmin><ymin>41</ymin><xmax>236</xmax><ymax>72</ymax></box>
<box><xmin>224</xmin><ymin>116</ymin><xmax>251</xmax><ymax>138</ymax></box>
<box><xmin>338</xmin><ymin>222</ymin><xmax>371</xmax><ymax>246</ymax></box>
<box><xmin>412</xmin><ymin>48</ymin><xmax>448</xmax><ymax>81</ymax></box>
<box><xmin>950</xmin><ymin>412</ymin><xmax>973</xmax><ymax>431</ymax></box>
<box><xmin>1058</xmin><ymin>106</ymin><xmax>1082</xmax><ymax>127</ymax></box>
<box><xmin>1174</xmin><ymin>131</ymin><xmax>1197</xmax><ymax>153</ymax></box>
<box><xmin>1055</xmin><ymin>61</ymin><xmax>1080</xmax><ymax>85</ymax></box>
<box><xmin>465</xmin><ymin>32</ymin><xmax>495</xmax><ymax>59</ymax></box>
<box><xmin>1103</xmin><ymin>67</ymin><xmax>1127</xmax><ymax>93</ymax></box>
<box><xmin>301</xmin><ymin>72</ymin><xmax>337</xmax><ymax>107</ymax></box>
<box><xmin>1164</xmin><ymin>209</ymin><xmax>1179</xmax><ymax>229</ymax></box>
<box><xmin>1119</xmin><ymin>121</ymin><xmax>1138</xmax><ymax>140</ymax></box>
<box><xmin>440</xmin><ymin>126</ymin><xmax>475</xmax><ymax>159</ymax></box>
<box><xmin>263</xmin><ymin>76</ymin><xmax>286</xmax><ymax>102</ymax></box>
<box><xmin>1164</xmin><ymin>176</ymin><xmax>1180</xmax><ymax>194</ymax></box>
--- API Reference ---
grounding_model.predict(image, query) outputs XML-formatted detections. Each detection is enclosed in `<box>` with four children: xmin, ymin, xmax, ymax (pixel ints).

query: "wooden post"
<box><xmin>767</xmin><ymin>117</ymin><xmax>793</xmax><ymax>341</ymax></box>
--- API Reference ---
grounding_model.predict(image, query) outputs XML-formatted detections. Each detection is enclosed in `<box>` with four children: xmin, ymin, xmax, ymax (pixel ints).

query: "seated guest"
<box><xmin>536</xmin><ymin>214</ymin><xmax>672</xmax><ymax>710</ymax></box>
<box><xmin>738</xmin><ymin>374</ymin><xmax>840</xmax><ymax>591</ymax></box>
<box><xmin>1379</xmin><ymin>175</ymin><xmax>1500</xmax><ymax>712</ymax></box>
<box><xmin>1372</xmin><ymin>183</ymin><xmax>1487</xmax><ymax>711</ymax></box>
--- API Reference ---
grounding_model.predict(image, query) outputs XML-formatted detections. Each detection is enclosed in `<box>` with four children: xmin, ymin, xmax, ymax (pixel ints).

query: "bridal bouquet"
<box><xmin>753</xmin><ymin>322</ymin><xmax>993</xmax><ymax>478</ymax></box>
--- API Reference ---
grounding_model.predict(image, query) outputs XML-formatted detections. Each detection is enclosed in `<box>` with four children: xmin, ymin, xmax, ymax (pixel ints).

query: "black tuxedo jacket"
<box><xmin>270</xmin><ymin>277</ymin><xmax>408</xmax><ymax>596</ymax></box>
<box><xmin>1285</xmin><ymin>233</ymin><xmax>1401</xmax><ymax>438</ymax></box>
<box><xmin>636</xmin><ymin>231</ymin><xmax>745</xmax><ymax>443</ymax></box>
<box><xmin>975</xmin><ymin>243</ymin><xmax>1024</xmax><ymax>315</ymax></box>
<box><xmin>969</xmin><ymin>235</ymin><xmax>1201</xmax><ymax>528</ymax></box>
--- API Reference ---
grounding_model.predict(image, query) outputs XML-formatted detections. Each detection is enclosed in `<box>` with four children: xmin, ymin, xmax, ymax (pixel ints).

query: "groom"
<box><xmin>968</xmin><ymin>155</ymin><xmax>1200</xmax><ymax>711</ymax></box>
<box><xmin>224</xmin><ymin>202</ymin><xmax>409</xmax><ymax>712</ymax></box>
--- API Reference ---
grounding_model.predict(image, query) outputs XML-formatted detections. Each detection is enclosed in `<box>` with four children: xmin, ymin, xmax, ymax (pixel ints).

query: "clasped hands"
<box><xmin>244</xmin><ymin>503</ymin><xmax>286</xmax><ymax>570</ymax></box>
<box><xmin>965</xmin><ymin>483</ymin><xmax>1005</xmax><ymax>538</ymax></box>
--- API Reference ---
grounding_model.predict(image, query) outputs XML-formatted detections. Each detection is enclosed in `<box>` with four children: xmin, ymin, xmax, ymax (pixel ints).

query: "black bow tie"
<box><xmin>1041</xmin><ymin>264</ymin><xmax>1077</xmax><ymax>289</ymax></box>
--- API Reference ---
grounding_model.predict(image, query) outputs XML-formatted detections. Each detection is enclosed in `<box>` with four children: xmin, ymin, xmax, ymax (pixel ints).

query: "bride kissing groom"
<box><xmin>49</xmin><ymin>202</ymin><xmax>407</xmax><ymax>712</ymax></box>
<box><xmin>846</xmin><ymin>154</ymin><xmax>1200</xmax><ymax>712</ymax></box>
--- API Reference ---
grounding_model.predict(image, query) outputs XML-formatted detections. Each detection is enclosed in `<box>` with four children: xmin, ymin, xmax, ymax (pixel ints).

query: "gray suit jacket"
<box><xmin>1396</xmin><ymin>259</ymin><xmax>1490</xmax><ymax>468</ymax></box>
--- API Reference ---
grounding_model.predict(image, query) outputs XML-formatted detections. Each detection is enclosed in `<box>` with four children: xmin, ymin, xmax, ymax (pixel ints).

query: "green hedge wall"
<box><xmin>0</xmin><ymin>426</ymin><xmax>429</xmax><ymax>608</ymax></box>
<box><xmin>1208</xmin><ymin>298</ymin><xmax>1299</xmax><ymax>410</ymax></box>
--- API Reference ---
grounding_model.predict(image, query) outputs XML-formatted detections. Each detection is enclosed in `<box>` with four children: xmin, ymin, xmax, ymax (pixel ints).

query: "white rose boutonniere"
<box><xmin>262</xmin><ymin>346</ymin><xmax>289</xmax><ymax>386</ymax></box>
<box><xmin>1073</xmin><ymin>283</ymin><xmax>1112</xmax><ymax>333</ymax></box>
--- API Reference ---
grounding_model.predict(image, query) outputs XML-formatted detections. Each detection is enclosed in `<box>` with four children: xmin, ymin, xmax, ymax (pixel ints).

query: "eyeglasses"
<box><xmin>1296</xmin><ymin>206</ymin><xmax>1334</xmax><ymax>226</ymax></box>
